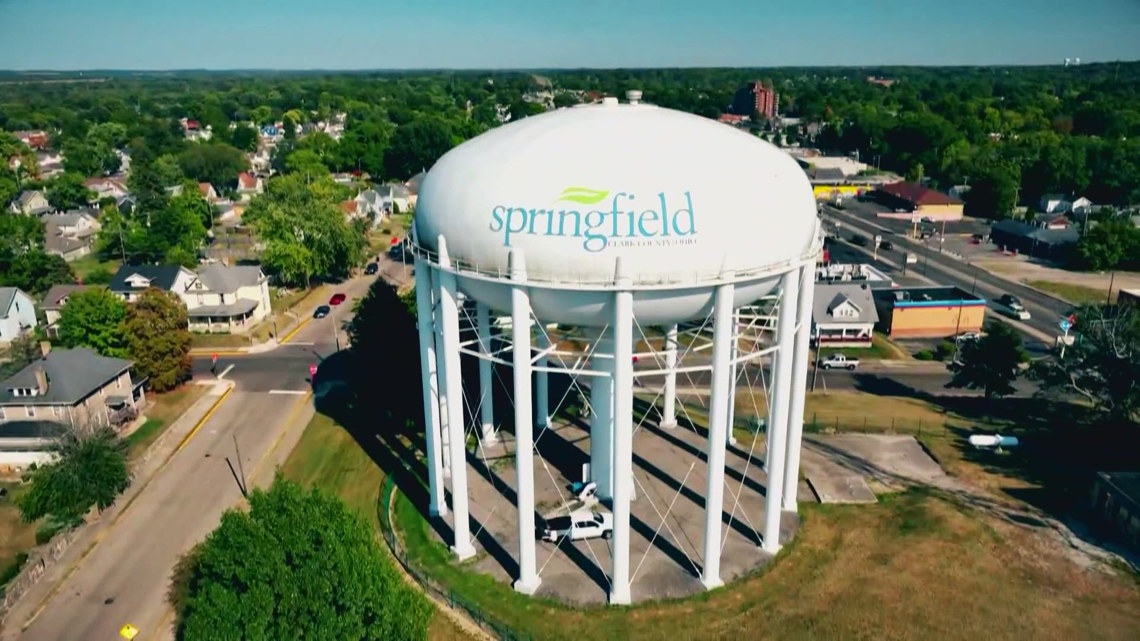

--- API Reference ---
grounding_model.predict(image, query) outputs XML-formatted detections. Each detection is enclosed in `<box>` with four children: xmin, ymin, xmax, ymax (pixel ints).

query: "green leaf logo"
<box><xmin>555</xmin><ymin>186</ymin><xmax>609</xmax><ymax>205</ymax></box>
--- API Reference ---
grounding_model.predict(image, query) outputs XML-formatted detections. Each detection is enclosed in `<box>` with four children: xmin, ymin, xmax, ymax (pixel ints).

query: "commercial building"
<box><xmin>868</xmin><ymin>182</ymin><xmax>964</xmax><ymax>221</ymax></box>
<box><xmin>812</xmin><ymin>283</ymin><xmax>879</xmax><ymax>347</ymax></box>
<box><xmin>730</xmin><ymin>81</ymin><xmax>778</xmax><ymax>119</ymax></box>
<box><xmin>989</xmin><ymin>219</ymin><xmax>1079</xmax><ymax>261</ymax></box>
<box><xmin>872</xmin><ymin>286</ymin><xmax>986</xmax><ymax>339</ymax></box>
<box><xmin>816</xmin><ymin>263</ymin><xmax>895</xmax><ymax>290</ymax></box>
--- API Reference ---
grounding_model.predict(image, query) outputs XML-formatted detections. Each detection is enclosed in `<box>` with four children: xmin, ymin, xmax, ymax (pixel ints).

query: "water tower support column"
<box><xmin>609</xmin><ymin>271</ymin><xmax>635</xmax><ymax>605</ymax></box>
<box><xmin>476</xmin><ymin>302</ymin><xmax>497</xmax><ymax>445</ymax></box>
<box><xmin>535</xmin><ymin>328</ymin><xmax>551</xmax><ymax>429</ymax></box>
<box><xmin>414</xmin><ymin>258</ymin><xmax>447</xmax><ymax>517</ymax></box>
<box><xmin>660</xmin><ymin>325</ymin><xmax>679</xmax><ymax>429</ymax></box>
<box><xmin>436</xmin><ymin>237</ymin><xmax>476</xmax><ymax>560</ymax></box>
<box><xmin>589</xmin><ymin>333</ymin><xmax>614</xmax><ymax>500</ymax></box>
<box><xmin>726</xmin><ymin>310</ymin><xmax>740</xmax><ymax>447</ymax></box>
<box><xmin>510</xmin><ymin>251</ymin><xmax>541</xmax><ymax>595</ymax></box>
<box><xmin>762</xmin><ymin>271</ymin><xmax>801</xmax><ymax>554</ymax></box>
<box><xmin>782</xmin><ymin>262</ymin><xmax>815</xmax><ymax>511</ymax></box>
<box><xmin>431</xmin><ymin>270</ymin><xmax>452</xmax><ymax>478</ymax></box>
<box><xmin>700</xmin><ymin>277</ymin><xmax>735</xmax><ymax>590</ymax></box>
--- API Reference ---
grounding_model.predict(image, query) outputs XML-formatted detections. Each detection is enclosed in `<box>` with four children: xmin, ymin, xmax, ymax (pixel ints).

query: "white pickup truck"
<box><xmin>993</xmin><ymin>294</ymin><xmax>1031</xmax><ymax>320</ymax></box>
<box><xmin>539</xmin><ymin>510</ymin><xmax>613</xmax><ymax>543</ymax></box>
<box><xmin>820</xmin><ymin>354</ymin><xmax>859</xmax><ymax>370</ymax></box>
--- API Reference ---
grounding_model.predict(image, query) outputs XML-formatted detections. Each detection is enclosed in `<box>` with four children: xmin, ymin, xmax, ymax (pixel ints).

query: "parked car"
<box><xmin>955</xmin><ymin>331</ymin><xmax>983</xmax><ymax>344</ymax></box>
<box><xmin>329</xmin><ymin>293</ymin><xmax>347</xmax><ymax>306</ymax></box>
<box><xmin>993</xmin><ymin>294</ymin><xmax>1031</xmax><ymax>320</ymax></box>
<box><xmin>850</xmin><ymin>234</ymin><xmax>868</xmax><ymax>247</ymax></box>
<box><xmin>820</xmin><ymin>354</ymin><xmax>859</xmax><ymax>370</ymax></box>
<box><xmin>879</xmin><ymin>240</ymin><xmax>894</xmax><ymax>250</ymax></box>
<box><xmin>364</xmin><ymin>262</ymin><xmax>379</xmax><ymax>275</ymax></box>
<box><xmin>313</xmin><ymin>305</ymin><xmax>331</xmax><ymax>319</ymax></box>
<box><xmin>539</xmin><ymin>510</ymin><xmax>613</xmax><ymax>543</ymax></box>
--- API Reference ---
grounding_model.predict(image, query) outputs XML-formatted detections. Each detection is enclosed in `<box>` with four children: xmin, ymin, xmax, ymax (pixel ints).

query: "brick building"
<box><xmin>731</xmin><ymin>81</ymin><xmax>778</xmax><ymax>119</ymax></box>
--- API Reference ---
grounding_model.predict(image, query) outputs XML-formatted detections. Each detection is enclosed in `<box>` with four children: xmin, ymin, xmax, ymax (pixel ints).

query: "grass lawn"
<box><xmin>280</xmin><ymin>413</ymin><xmax>471</xmax><ymax>640</ymax></box>
<box><xmin>1027</xmin><ymin>280</ymin><xmax>1115</xmax><ymax>305</ymax></box>
<box><xmin>124</xmin><ymin>385</ymin><xmax>208</xmax><ymax>459</ymax></box>
<box><xmin>189</xmin><ymin>333</ymin><xmax>253</xmax><ymax>349</ymax></box>
<box><xmin>0</xmin><ymin>483</ymin><xmax>36</xmax><ymax>597</ymax></box>
<box><xmin>393</xmin><ymin>485</ymin><xmax>1140</xmax><ymax>641</ymax></box>
<box><xmin>70</xmin><ymin>254</ymin><xmax>121</xmax><ymax>281</ymax></box>
<box><xmin>818</xmin><ymin>332</ymin><xmax>911</xmax><ymax>361</ymax></box>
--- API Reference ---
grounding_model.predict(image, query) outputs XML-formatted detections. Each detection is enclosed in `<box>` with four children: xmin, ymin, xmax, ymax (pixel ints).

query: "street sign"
<box><xmin>309</xmin><ymin>364</ymin><xmax>318</xmax><ymax>378</ymax></box>
<box><xmin>1060</xmin><ymin>319</ymin><xmax>1071</xmax><ymax>333</ymax></box>
<box><xmin>874</xmin><ymin>235</ymin><xmax>882</xmax><ymax>244</ymax></box>
<box><xmin>120</xmin><ymin>624</ymin><xmax>139</xmax><ymax>640</ymax></box>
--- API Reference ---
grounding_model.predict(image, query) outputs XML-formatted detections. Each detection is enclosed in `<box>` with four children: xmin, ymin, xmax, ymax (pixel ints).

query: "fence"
<box><xmin>378</xmin><ymin>476</ymin><xmax>531</xmax><ymax>641</ymax></box>
<box><xmin>801</xmin><ymin>414</ymin><xmax>956</xmax><ymax>438</ymax></box>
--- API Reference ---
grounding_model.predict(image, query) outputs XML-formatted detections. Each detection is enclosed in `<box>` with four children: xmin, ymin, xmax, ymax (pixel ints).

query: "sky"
<box><xmin>0</xmin><ymin>0</ymin><xmax>1138</xmax><ymax>70</ymax></box>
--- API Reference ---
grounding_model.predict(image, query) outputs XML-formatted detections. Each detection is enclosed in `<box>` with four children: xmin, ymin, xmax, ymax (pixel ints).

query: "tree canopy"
<box><xmin>123</xmin><ymin>289</ymin><xmax>193</xmax><ymax>392</ymax></box>
<box><xmin>176</xmin><ymin>478</ymin><xmax>433</xmax><ymax>641</ymax></box>
<box><xmin>18</xmin><ymin>427</ymin><xmax>130</xmax><ymax>522</ymax></box>
<box><xmin>947</xmin><ymin>322</ymin><xmax>1026</xmax><ymax>399</ymax></box>
<box><xmin>56</xmin><ymin>288</ymin><xmax>129</xmax><ymax>358</ymax></box>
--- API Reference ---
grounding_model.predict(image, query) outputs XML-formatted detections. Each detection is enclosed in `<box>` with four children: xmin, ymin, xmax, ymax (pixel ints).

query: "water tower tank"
<box><xmin>414</xmin><ymin>99</ymin><xmax>819</xmax><ymax>325</ymax></box>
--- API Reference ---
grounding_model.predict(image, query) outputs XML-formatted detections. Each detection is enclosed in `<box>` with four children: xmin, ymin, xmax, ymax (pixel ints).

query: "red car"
<box><xmin>329</xmin><ymin>293</ymin><xmax>347</xmax><ymax>306</ymax></box>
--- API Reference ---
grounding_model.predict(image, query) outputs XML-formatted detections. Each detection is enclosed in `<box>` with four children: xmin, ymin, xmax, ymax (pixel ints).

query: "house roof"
<box><xmin>109</xmin><ymin>265</ymin><xmax>191</xmax><ymax>293</ymax></box>
<box><xmin>991</xmin><ymin>219</ymin><xmax>1080</xmax><ymax>245</ymax></box>
<box><xmin>341</xmin><ymin>200</ymin><xmax>359</xmax><ymax>214</ymax></box>
<box><xmin>186</xmin><ymin>299</ymin><xmax>259</xmax><ymax>318</ymax></box>
<box><xmin>44</xmin><ymin>233</ymin><xmax>93</xmax><ymax>256</ymax></box>
<box><xmin>0</xmin><ymin>287</ymin><xmax>31</xmax><ymax>318</ymax></box>
<box><xmin>811</xmin><ymin>283</ymin><xmax>879</xmax><ymax>326</ymax></box>
<box><xmin>41</xmin><ymin>284</ymin><xmax>96</xmax><ymax>311</ymax></box>
<box><xmin>42</xmin><ymin>211</ymin><xmax>96</xmax><ymax>227</ymax></box>
<box><xmin>237</xmin><ymin>172</ymin><xmax>258</xmax><ymax>189</ymax></box>
<box><xmin>16</xmin><ymin>190</ymin><xmax>47</xmax><ymax>206</ymax></box>
<box><xmin>193</xmin><ymin>263</ymin><xmax>263</xmax><ymax>294</ymax></box>
<box><xmin>806</xmin><ymin>167</ymin><xmax>847</xmax><ymax>182</ymax></box>
<box><xmin>877</xmin><ymin>181</ymin><xmax>962</xmax><ymax>206</ymax></box>
<box><xmin>376</xmin><ymin>183</ymin><xmax>410</xmax><ymax>199</ymax></box>
<box><xmin>0</xmin><ymin>347</ymin><xmax>133</xmax><ymax>407</ymax></box>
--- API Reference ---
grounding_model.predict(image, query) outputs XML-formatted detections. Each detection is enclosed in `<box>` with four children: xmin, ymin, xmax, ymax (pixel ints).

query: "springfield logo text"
<box><xmin>488</xmin><ymin>187</ymin><xmax>698</xmax><ymax>253</ymax></box>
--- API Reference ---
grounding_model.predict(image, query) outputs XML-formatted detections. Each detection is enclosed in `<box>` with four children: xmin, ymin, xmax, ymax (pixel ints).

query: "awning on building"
<box><xmin>187</xmin><ymin>299</ymin><xmax>259</xmax><ymax>318</ymax></box>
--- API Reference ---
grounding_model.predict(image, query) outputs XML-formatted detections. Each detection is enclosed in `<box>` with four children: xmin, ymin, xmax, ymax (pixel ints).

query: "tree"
<box><xmin>229</xmin><ymin>124</ymin><xmax>259</xmax><ymax>152</ymax></box>
<box><xmin>244</xmin><ymin>174</ymin><xmax>365</xmax><ymax>285</ymax></box>
<box><xmin>963</xmin><ymin>166</ymin><xmax>1020</xmax><ymax>219</ymax></box>
<box><xmin>0</xmin><ymin>212</ymin><xmax>46</xmax><ymax>254</ymax></box>
<box><xmin>18</xmin><ymin>427</ymin><xmax>130</xmax><ymax>522</ymax></box>
<box><xmin>56</xmin><ymin>288</ymin><xmax>129</xmax><ymax>357</ymax></box>
<box><xmin>0</xmin><ymin>332</ymin><xmax>41</xmax><ymax>379</ymax></box>
<box><xmin>46</xmin><ymin>172</ymin><xmax>95</xmax><ymax>211</ymax></box>
<box><xmin>177</xmin><ymin>143</ymin><xmax>248</xmax><ymax>191</ymax></box>
<box><xmin>175</xmin><ymin>478</ymin><xmax>432</xmax><ymax>641</ymax></box>
<box><xmin>947</xmin><ymin>322</ymin><xmax>1025</xmax><ymax>399</ymax></box>
<box><xmin>0</xmin><ymin>250</ymin><xmax>76</xmax><ymax>296</ymax></box>
<box><xmin>1032</xmin><ymin>304</ymin><xmax>1140</xmax><ymax>426</ymax></box>
<box><xmin>284</xmin><ymin>148</ymin><xmax>329</xmax><ymax>179</ymax></box>
<box><xmin>123</xmin><ymin>289</ymin><xmax>192</xmax><ymax>392</ymax></box>
<box><xmin>383</xmin><ymin>118</ymin><xmax>455</xmax><ymax>180</ymax></box>
<box><xmin>1076</xmin><ymin>218</ymin><xmax>1140</xmax><ymax>271</ymax></box>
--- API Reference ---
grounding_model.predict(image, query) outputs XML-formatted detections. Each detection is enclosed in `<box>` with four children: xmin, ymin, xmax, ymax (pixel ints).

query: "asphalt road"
<box><xmin>13</xmin><ymin>391</ymin><xmax>311</xmax><ymax>641</ymax></box>
<box><xmin>8</xmin><ymin>261</ymin><xmax>402</xmax><ymax>641</ymax></box>
<box><xmin>820</xmin><ymin>204</ymin><xmax>1069</xmax><ymax>349</ymax></box>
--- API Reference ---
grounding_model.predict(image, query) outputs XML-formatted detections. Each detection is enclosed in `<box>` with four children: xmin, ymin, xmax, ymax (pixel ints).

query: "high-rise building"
<box><xmin>730</xmin><ymin>81</ymin><xmax>778</xmax><ymax>119</ymax></box>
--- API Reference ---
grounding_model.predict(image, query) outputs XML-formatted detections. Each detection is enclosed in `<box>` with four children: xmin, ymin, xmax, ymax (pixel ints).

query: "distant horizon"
<box><xmin>2</xmin><ymin>60</ymin><xmax>1137</xmax><ymax>74</ymax></box>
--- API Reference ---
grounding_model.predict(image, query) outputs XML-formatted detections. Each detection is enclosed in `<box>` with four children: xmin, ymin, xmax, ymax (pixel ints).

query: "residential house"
<box><xmin>376</xmin><ymin>183</ymin><xmax>412</xmax><ymax>213</ymax></box>
<box><xmin>84</xmin><ymin>177</ymin><xmax>129</xmax><ymax>202</ymax></box>
<box><xmin>108</xmin><ymin>265</ymin><xmax>196</xmax><ymax>303</ymax></box>
<box><xmin>341</xmin><ymin>200</ymin><xmax>362</xmax><ymax>220</ymax></box>
<box><xmin>8</xmin><ymin>190</ymin><xmax>52</xmax><ymax>215</ymax></box>
<box><xmin>0</xmin><ymin>346</ymin><xmax>144</xmax><ymax>431</ymax></box>
<box><xmin>1071</xmin><ymin>196</ymin><xmax>1095</xmax><ymax>215</ymax></box>
<box><xmin>13</xmin><ymin>130</ymin><xmax>50</xmax><ymax>150</ymax></box>
<box><xmin>198</xmin><ymin>182</ymin><xmax>219</xmax><ymax>204</ymax></box>
<box><xmin>989</xmin><ymin>219</ymin><xmax>1079</xmax><ymax>261</ymax></box>
<box><xmin>236</xmin><ymin>172</ymin><xmax>263</xmax><ymax>201</ymax></box>
<box><xmin>811</xmin><ymin>283</ymin><xmax>879</xmax><ymax>347</ymax></box>
<box><xmin>41</xmin><ymin>285</ymin><xmax>98</xmax><ymax>336</ymax></box>
<box><xmin>42</xmin><ymin>211</ymin><xmax>101</xmax><ymax>261</ymax></box>
<box><xmin>1032</xmin><ymin>213</ymin><xmax>1072</xmax><ymax>230</ymax></box>
<box><xmin>115</xmin><ymin>194</ymin><xmax>136</xmax><ymax>216</ymax></box>
<box><xmin>1039</xmin><ymin>194</ymin><xmax>1072</xmax><ymax>214</ymax></box>
<box><xmin>405</xmin><ymin>171</ymin><xmax>427</xmax><ymax>202</ymax></box>
<box><xmin>249</xmin><ymin>148</ymin><xmax>272</xmax><ymax>173</ymax></box>
<box><xmin>0</xmin><ymin>288</ymin><xmax>37</xmax><ymax>344</ymax></box>
<box><xmin>33</xmin><ymin>150</ymin><xmax>65</xmax><ymax>179</ymax></box>
<box><xmin>182</xmin><ymin>263</ymin><xmax>272</xmax><ymax>333</ymax></box>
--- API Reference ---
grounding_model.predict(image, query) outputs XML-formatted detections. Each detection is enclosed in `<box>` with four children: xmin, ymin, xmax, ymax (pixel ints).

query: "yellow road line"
<box><xmin>173</xmin><ymin>386</ymin><xmax>234</xmax><ymax>455</ymax></box>
<box><xmin>20</xmin><ymin>385</ymin><xmax>236</xmax><ymax>631</ymax></box>
<box><xmin>277</xmin><ymin>317</ymin><xmax>313</xmax><ymax>344</ymax></box>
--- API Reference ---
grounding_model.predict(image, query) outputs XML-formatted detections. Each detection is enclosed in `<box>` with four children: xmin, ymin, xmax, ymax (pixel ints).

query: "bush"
<box><xmin>915</xmin><ymin>349</ymin><xmax>935</xmax><ymax>361</ymax></box>
<box><xmin>0</xmin><ymin>552</ymin><xmax>30</xmax><ymax>594</ymax></box>
<box><xmin>933</xmin><ymin>341</ymin><xmax>956</xmax><ymax>361</ymax></box>
<box><xmin>35</xmin><ymin>514</ymin><xmax>82</xmax><ymax>544</ymax></box>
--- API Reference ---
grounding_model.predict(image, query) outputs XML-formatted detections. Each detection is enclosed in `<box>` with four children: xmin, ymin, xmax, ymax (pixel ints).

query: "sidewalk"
<box><xmin>0</xmin><ymin>382</ymin><xmax>234</xmax><ymax>636</ymax></box>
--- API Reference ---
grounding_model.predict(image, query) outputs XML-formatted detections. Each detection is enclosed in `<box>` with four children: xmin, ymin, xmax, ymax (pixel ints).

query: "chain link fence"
<box><xmin>378</xmin><ymin>476</ymin><xmax>531</xmax><ymax>641</ymax></box>
<box><xmin>802</xmin><ymin>414</ymin><xmax>955</xmax><ymax>437</ymax></box>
